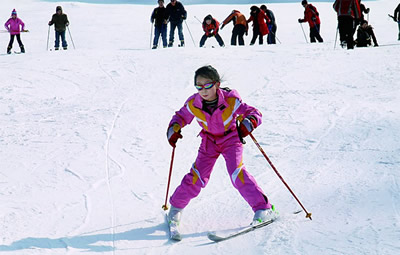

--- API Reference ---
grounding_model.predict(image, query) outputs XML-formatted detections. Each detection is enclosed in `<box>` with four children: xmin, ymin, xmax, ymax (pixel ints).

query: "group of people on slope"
<box><xmin>151</xmin><ymin>0</ymin><xmax>278</xmax><ymax>49</ymax></box>
<box><xmin>3</xmin><ymin>6</ymin><xmax>70</xmax><ymax>54</ymax></box>
<box><xmin>333</xmin><ymin>0</ymin><xmax>378</xmax><ymax>49</ymax></box>
<box><xmin>150</xmin><ymin>0</ymin><xmax>187</xmax><ymax>49</ymax></box>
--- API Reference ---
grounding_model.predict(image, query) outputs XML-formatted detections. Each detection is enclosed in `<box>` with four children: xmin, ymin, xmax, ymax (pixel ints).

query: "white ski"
<box><xmin>207</xmin><ymin>219</ymin><xmax>274</xmax><ymax>242</ymax></box>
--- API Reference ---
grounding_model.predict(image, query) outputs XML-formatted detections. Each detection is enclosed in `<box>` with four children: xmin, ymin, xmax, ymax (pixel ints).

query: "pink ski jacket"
<box><xmin>170</xmin><ymin>88</ymin><xmax>262</xmax><ymax>144</ymax></box>
<box><xmin>4</xmin><ymin>17</ymin><xmax>25</xmax><ymax>35</ymax></box>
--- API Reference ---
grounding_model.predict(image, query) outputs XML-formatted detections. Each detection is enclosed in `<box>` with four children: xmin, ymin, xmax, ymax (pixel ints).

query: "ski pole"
<box><xmin>299</xmin><ymin>23</ymin><xmax>308</xmax><ymax>43</ymax></box>
<box><xmin>184</xmin><ymin>20</ymin><xmax>196</xmax><ymax>47</ymax></box>
<box><xmin>249</xmin><ymin>133</ymin><xmax>312</xmax><ymax>220</ymax></box>
<box><xmin>150</xmin><ymin>22</ymin><xmax>154</xmax><ymax>49</ymax></box>
<box><xmin>67</xmin><ymin>26</ymin><xmax>76</xmax><ymax>49</ymax></box>
<box><xmin>334</xmin><ymin>26</ymin><xmax>339</xmax><ymax>50</ymax></box>
<box><xmin>46</xmin><ymin>25</ymin><xmax>50</xmax><ymax>51</ymax></box>
<box><xmin>162</xmin><ymin>147</ymin><xmax>176</xmax><ymax>211</ymax></box>
<box><xmin>194</xmin><ymin>16</ymin><xmax>202</xmax><ymax>24</ymax></box>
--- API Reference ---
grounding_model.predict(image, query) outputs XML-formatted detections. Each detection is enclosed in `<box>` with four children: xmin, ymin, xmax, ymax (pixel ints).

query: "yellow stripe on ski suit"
<box><xmin>221</xmin><ymin>98</ymin><xmax>241</xmax><ymax>131</ymax></box>
<box><xmin>186</xmin><ymin>99</ymin><xmax>208</xmax><ymax>131</ymax></box>
<box><xmin>231</xmin><ymin>159</ymin><xmax>245</xmax><ymax>186</ymax></box>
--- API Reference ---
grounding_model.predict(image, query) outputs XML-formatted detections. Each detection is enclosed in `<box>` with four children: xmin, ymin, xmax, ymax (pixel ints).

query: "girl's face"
<box><xmin>195</xmin><ymin>75</ymin><xmax>219</xmax><ymax>101</ymax></box>
<box><xmin>206</xmin><ymin>19</ymin><xmax>211</xmax><ymax>25</ymax></box>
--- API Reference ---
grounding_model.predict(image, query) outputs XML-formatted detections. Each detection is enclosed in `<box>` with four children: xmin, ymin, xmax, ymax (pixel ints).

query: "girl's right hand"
<box><xmin>167</xmin><ymin>123</ymin><xmax>183</xmax><ymax>147</ymax></box>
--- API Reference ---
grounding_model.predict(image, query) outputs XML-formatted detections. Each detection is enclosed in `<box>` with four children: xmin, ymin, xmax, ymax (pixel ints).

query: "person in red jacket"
<box><xmin>298</xmin><ymin>0</ymin><xmax>323</xmax><ymax>43</ymax></box>
<box><xmin>247</xmin><ymin>6</ymin><xmax>270</xmax><ymax>45</ymax></box>
<box><xmin>199</xmin><ymin>15</ymin><xmax>224</xmax><ymax>47</ymax></box>
<box><xmin>333</xmin><ymin>0</ymin><xmax>361</xmax><ymax>49</ymax></box>
<box><xmin>221</xmin><ymin>10</ymin><xmax>248</xmax><ymax>46</ymax></box>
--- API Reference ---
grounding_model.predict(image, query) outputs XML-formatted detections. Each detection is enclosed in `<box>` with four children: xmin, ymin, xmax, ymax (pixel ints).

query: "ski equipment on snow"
<box><xmin>162</xmin><ymin>147</ymin><xmax>176</xmax><ymax>211</ymax></box>
<box><xmin>208</xmin><ymin>219</ymin><xmax>275</xmax><ymax>242</ymax></box>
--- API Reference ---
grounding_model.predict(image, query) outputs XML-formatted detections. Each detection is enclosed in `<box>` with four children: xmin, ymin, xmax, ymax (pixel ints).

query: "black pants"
<box><xmin>231</xmin><ymin>24</ymin><xmax>246</xmax><ymax>46</ymax></box>
<box><xmin>310</xmin><ymin>24</ymin><xmax>323</xmax><ymax>43</ymax></box>
<box><xmin>267</xmin><ymin>25</ymin><xmax>277</xmax><ymax>44</ymax></box>
<box><xmin>338</xmin><ymin>16</ymin><xmax>355</xmax><ymax>49</ymax></box>
<box><xmin>200</xmin><ymin>33</ymin><xmax>224</xmax><ymax>47</ymax></box>
<box><xmin>8</xmin><ymin>34</ymin><xmax>24</xmax><ymax>49</ymax></box>
<box><xmin>250</xmin><ymin>28</ymin><xmax>263</xmax><ymax>45</ymax></box>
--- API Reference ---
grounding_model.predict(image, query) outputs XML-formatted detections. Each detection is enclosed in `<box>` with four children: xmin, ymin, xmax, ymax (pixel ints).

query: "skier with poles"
<box><xmin>48</xmin><ymin>6</ymin><xmax>69</xmax><ymax>50</ymax></box>
<box><xmin>247</xmin><ymin>6</ymin><xmax>270</xmax><ymax>45</ymax></box>
<box><xmin>165</xmin><ymin>65</ymin><xmax>277</xmax><ymax>240</ymax></box>
<box><xmin>4</xmin><ymin>9</ymin><xmax>26</xmax><ymax>54</ymax></box>
<box><xmin>260</xmin><ymin>5</ymin><xmax>278</xmax><ymax>44</ymax></box>
<box><xmin>151</xmin><ymin>0</ymin><xmax>168</xmax><ymax>49</ymax></box>
<box><xmin>333</xmin><ymin>0</ymin><xmax>361</xmax><ymax>49</ymax></box>
<box><xmin>199</xmin><ymin>15</ymin><xmax>224</xmax><ymax>48</ymax></box>
<box><xmin>165</xmin><ymin>0</ymin><xmax>187</xmax><ymax>47</ymax></box>
<box><xmin>220</xmin><ymin>10</ymin><xmax>248</xmax><ymax>46</ymax></box>
<box><xmin>298</xmin><ymin>0</ymin><xmax>323</xmax><ymax>43</ymax></box>
<box><xmin>394</xmin><ymin>3</ymin><xmax>400</xmax><ymax>40</ymax></box>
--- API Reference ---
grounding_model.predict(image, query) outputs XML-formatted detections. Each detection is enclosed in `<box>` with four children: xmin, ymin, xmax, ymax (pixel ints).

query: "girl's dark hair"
<box><xmin>194</xmin><ymin>65</ymin><xmax>221</xmax><ymax>84</ymax></box>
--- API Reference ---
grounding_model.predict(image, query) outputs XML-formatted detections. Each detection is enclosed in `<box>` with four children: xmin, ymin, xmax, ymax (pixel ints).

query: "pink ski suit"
<box><xmin>4</xmin><ymin>17</ymin><xmax>25</xmax><ymax>35</ymax></box>
<box><xmin>169</xmin><ymin>88</ymin><xmax>271</xmax><ymax>212</ymax></box>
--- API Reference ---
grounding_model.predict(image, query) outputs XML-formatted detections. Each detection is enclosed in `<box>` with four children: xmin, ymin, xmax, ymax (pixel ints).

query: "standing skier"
<box><xmin>333</xmin><ymin>0</ymin><xmax>361</xmax><ymax>49</ymax></box>
<box><xmin>247</xmin><ymin>6</ymin><xmax>270</xmax><ymax>45</ymax></box>
<box><xmin>220</xmin><ymin>10</ymin><xmax>248</xmax><ymax>46</ymax></box>
<box><xmin>4</xmin><ymin>9</ymin><xmax>25</xmax><ymax>54</ymax></box>
<box><xmin>260</xmin><ymin>5</ymin><xmax>277</xmax><ymax>44</ymax></box>
<box><xmin>199</xmin><ymin>15</ymin><xmax>224</xmax><ymax>48</ymax></box>
<box><xmin>298</xmin><ymin>0</ymin><xmax>323</xmax><ymax>43</ymax></box>
<box><xmin>48</xmin><ymin>6</ymin><xmax>69</xmax><ymax>50</ymax></box>
<box><xmin>165</xmin><ymin>0</ymin><xmax>187</xmax><ymax>47</ymax></box>
<box><xmin>151</xmin><ymin>0</ymin><xmax>168</xmax><ymax>49</ymax></box>
<box><xmin>166</xmin><ymin>65</ymin><xmax>276</xmax><ymax>238</ymax></box>
<box><xmin>394</xmin><ymin>3</ymin><xmax>400</xmax><ymax>40</ymax></box>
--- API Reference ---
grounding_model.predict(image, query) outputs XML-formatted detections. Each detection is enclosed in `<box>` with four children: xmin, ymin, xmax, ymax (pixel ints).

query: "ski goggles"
<box><xmin>195</xmin><ymin>82</ymin><xmax>215</xmax><ymax>91</ymax></box>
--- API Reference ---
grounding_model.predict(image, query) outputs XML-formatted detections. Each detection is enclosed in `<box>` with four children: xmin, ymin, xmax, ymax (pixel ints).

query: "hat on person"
<box><xmin>56</xmin><ymin>6</ymin><xmax>62</xmax><ymax>12</ymax></box>
<box><xmin>11</xmin><ymin>9</ymin><xmax>17</xmax><ymax>16</ymax></box>
<box><xmin>301</xmin><ymin>0</ymin><xmax>308</xmax><ymax>5</ymax></box>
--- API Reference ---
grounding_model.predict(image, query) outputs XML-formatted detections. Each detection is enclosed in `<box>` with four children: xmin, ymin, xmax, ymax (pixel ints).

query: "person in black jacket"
<box><xmin>395</xmin><ymin>3</ymin><xmax>400</xmax><ymax>40</ymax></box>
<box><xmin>355</xmin><ymin>20</ymin><xmax>378</xmax><ymax>47</ymax></box>
<box><xmin>151</xmin><ymin>0</ymin><xmax>168</xmax><ymax>49</ymax></box>
<box><xmin>260</xmin><ymin>5</ymin><xmax>277</xmax><ymax>44</ymax></box>
<box><xmin>48</xmin><ymin>6</ymin><xmax>69</xmax><ymax>50</ymax></box>
<box><xmin>165</xmin><ymin>0</ymin><xmax>187</xmax><ymax>47</ymax></box>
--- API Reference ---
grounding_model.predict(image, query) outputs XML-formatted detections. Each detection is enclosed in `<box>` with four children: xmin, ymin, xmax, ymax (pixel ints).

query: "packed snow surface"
<box><xmin>1</xmin><ymin>0</ymin><xmax>399</xmax><ymax>254</ymax></box>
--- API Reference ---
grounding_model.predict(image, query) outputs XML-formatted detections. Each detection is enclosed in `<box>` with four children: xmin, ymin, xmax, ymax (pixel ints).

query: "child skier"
<box><xmin>4</xmin><ymin>9</ymin><xmax>25</xmax><ymax>54</ymax></box>
<box><xmin>166</xmin><ymin>65</ymin><xmax>276</xmax><ymax>238</ymax></box>
<box><xmin>199</xmin><ymin>15</ymin><xmax>224</xmax><ymax>47</ymax></box>
<box><xmin>151</xmin><ymin>0</ymin><xmax>168</xmax><ymax>49</ymax></box>
<box><xmin>48</xmin><ymin>6</ymin><xmax>69</xmax><ymax>50</ymax></box>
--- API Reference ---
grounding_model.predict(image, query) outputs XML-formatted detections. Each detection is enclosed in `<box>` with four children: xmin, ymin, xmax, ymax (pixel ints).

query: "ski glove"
<box><xmin>238</xmin><ymin>116</ymin><xmax>258</xmax><ymax>138</ymax></box>
<box><xmin>167</xmin><ymin>123</ymin><xmax>183</xmax><ymax>147</ymax></box>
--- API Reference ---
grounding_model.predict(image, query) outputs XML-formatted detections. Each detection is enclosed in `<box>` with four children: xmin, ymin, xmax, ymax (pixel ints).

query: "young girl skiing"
<box><xmin>166</xmin><ymin>65</ymin><xmax>276</xmax><ymax>239</ymax></box>
<box><xmin>200</xmin><ymin>14</ymin><xmax>224</xmax><ymax>47</ymax></box>
<box><xmin>4</xmin><ymin>9</ymin><xmax>25</xmax><ymax>54</ymax></box>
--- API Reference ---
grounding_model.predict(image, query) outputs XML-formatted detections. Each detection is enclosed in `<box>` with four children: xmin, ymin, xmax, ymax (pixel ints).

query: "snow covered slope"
<box><xmin>1</xmin><ymin>0</ymin><xmax>399</xmax><ymax>254</ymax></box>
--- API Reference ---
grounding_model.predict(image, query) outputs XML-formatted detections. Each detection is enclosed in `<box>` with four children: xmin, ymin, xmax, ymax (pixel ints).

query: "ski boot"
<box><xmin>152</xmin><ymin>45</ymin><xmax>157</xmax><ymax>49</ymax></box>
<box><xmin>20</xmin><ymin>45</ymin><xmax>25</xmax><ymax>53</ymax></box>
<box><xmin>178</xmin><ymin>40</ymin><xmax>185</xmax><ymax>47</ymax></box>
<box><xmin>252</xmin><ymin>205</ymin><xmax>278</xmax><ymax>226</ymax></box>
<box><xmin>55</xmin><ymin>47</ymin><xmax>59</xmax><ymax>50</ymax></box>
<box><xmin>168</xmin><ymin>41</ymin><xmax>173</xmax><ymax>47</ymax></box>
<box><xmin>168</xmin><ymin>205</ymin><xmax>183</xmax><ymax>241</ymax></box>
<box><xmin>7</xmin><ymin>46</ymin><xmax>12</xmax><ymax>54</ymax></box>
<box><xmin>63</xmin><ymin>47</ymin><xmax>68</xmax><ymax>50</ymax></box>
